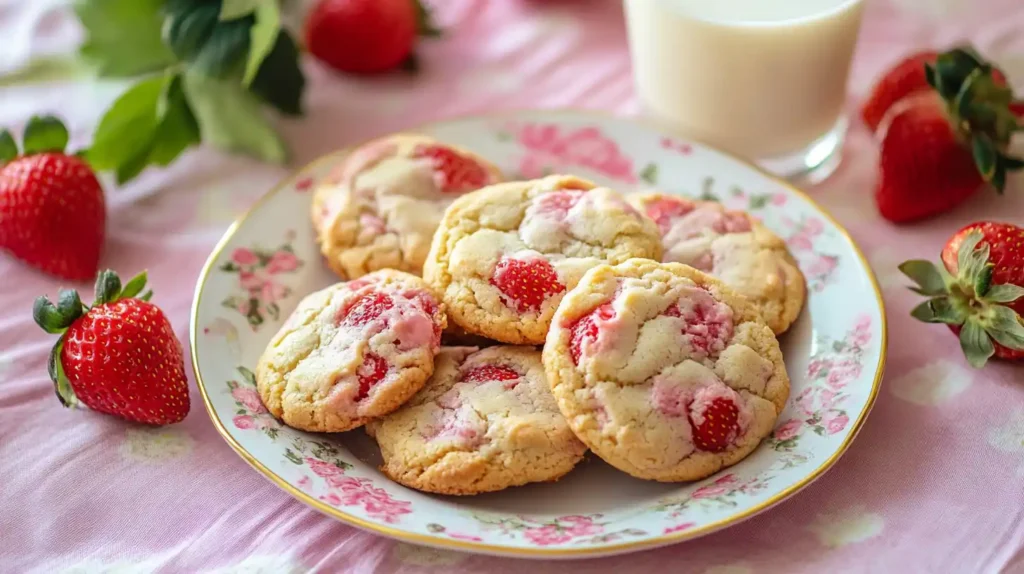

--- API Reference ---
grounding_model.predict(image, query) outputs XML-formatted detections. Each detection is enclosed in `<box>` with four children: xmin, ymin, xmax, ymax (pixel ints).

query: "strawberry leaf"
<box><xmin>986</xmin><ymin>283</ymin><xmax>1024</xmax><ymax>303</ymax></box>
<box><xmin>243</xmin><ymin>0</ymin><xmax>280</xmax><ymax>86</ymax></box>
<box><xmin>140</xmin><ymin>290</ymin><xmax>154</xmax><ymax>302</ymax></box>
<box><xmin>193</xmin><ymin>17</ymin><xmax>252</xmax><ymax>77</ymax></box>
<box><xmin>971</xmin><ymin>134</ymin><xmax>997</xmax><ymax>180</ymax></box>
<box><xmin>974</xmin><ymin>264</ymin><xmax>993</xmax><ymax>297</ymax></box>
<box><xmin>163</xmin><ymin>1</ymin><xmax>221</xmax><ymax>64</ymax></box>
<box><xmin>984</xmin><ymin>305</ymin><xmax>1024</xmax><ymax>350</ymax></box>
<box><xmin>220</xmin><ymin>0</ymin><xmax>263</xmax><ymax>20</ymax></box>
<box><xmin>182</xmin><ymin>69</ymin><xmax>286</xmax><ymax>163</ymax></box>
<box><xmin>93</xmin><ymin>270</ymin><xmax>122</xmax><ymax>305</ymax></box>
<box><xmin>249</xmin><ymin>31</ymin><xmax>305</xmax><ymax>115</ymax></box>
<box><xmin>56</xmin><ymin>289</ymin><xmax>85</xmax><ymax>324</ymax></box>
<box><xmin>910</xmin><ymin>298</ymin><xmax>964</xmax><ymax>325</ymax></box>
<box><xmin>74</xmin><ymin>0</ymin><xmax>176</xmax><ymax>77</ymax></box>
<box><xmin>960</xmin><ymin>318</ymin><xmax>995</xmax><ymax>368</ymax></box>
<box><xmin>86</xmin><ymin>76</ymin><xmax>164</xmax><ymax>172</ymax></box>
<box><xmin>414</xmin><ymin>0</ymin><xmax>443</xmax><ymax>37</ymax></box>
<box><xmin>22</xmin><ymin>115</ymin><xmax>69</xmax><ymax>155</ymax></box>
<box><xmin>119</xmin><ymin>270</ymin><xmax>148</xmax><ymax>300</ymax></box>
<box><xmin>238</xmin><ymin>366</ymin><xmax>256</xmax><ymax>384</ymax></box>
<box><xmin>898</xmin><ymin>260</ymin><xmax>947</xmax><ymax>296</ymax></box>
<box><xmin>0</xmin><ymin>130</ymin><xmax>17</xmax><ymax>163</ymax></box>
<box><xmin>49</xmin><ymin>336</ymin><xmax>79</xmax><ymax>408</ymax></box>
<box><xmin>147</xmin><ymin>73</ymin><xmax>201</xmax><ymax>167</ymax></box>
<box><xmin>33</xmin><ymin>297</ymin><xmax>67</xmax><ymax>334</ymax></box>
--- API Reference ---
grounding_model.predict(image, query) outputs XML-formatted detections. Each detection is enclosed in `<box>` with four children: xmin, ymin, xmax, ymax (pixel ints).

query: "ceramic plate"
<box><xmin>190</xmin><ymin>110</ymin><xmax>886</xmax><ymax>559</ymax></box>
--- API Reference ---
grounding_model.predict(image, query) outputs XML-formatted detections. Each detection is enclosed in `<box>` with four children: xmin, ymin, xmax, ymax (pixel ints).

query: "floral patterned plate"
<box><xmin>190</xmin><ymin>110</ymin><xmax>887</xmax><ymax>559</ymax></box>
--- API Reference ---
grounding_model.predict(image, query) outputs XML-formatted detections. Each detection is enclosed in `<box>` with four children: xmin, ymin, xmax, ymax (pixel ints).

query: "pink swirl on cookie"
<box><xmin>665</xmin><ymin>287</ymin><xmax>734</xmax><ymax>357</ymax></box>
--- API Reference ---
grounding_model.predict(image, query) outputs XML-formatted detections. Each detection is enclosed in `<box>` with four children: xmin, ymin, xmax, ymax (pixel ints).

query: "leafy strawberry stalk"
<box><xmin>34</xmin><ymin>270</ymin><xmax>153</xmax><ymax>408</ymax></box>
<box><xmin>900</xmin><ymin>229</ymin><xmax>1024</xmax><ymax>368</ymax></box>
<box><xmin>924</xmin><ymin>47</ymin><xmax>1024</xmax><ymax>191</ymax></box>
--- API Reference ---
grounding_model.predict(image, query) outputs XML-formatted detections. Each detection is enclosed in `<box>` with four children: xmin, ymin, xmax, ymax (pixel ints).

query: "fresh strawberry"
<box><xmin>356</xmin><ymin>352</ymin><xmax>388</xmax><ymax>400</ymax></box>
<box><xmin>490</xmin><ymin>257</ymin><xmax>565</xmax><ymax>312</ymax></box>
<box><xmin>900</xmin><ymin>222</ymin><xmax>1024</xmax><ymax>368</ymax></box>
<box><xmin>461</xmin><ymin>364</ymin><xmax>520</xmax><ymax>384</ymax></box>
<box><xmin>569</xmin><ymin>303</ymin><xmax>614</xmax><ymax>365</ymax></box>
<box><xmin>0</xmin><ymin>116</ymin><xmax>104</xmax><ymax>280</ymax></box>
<box><xmin>688</xmin><ymin>397</ymin><xmax>740</xmax><ymax>453</ymax></box>
<box><xmin>305</xmin><ymin>0</ymin><xmax>440</xmax><ymax>75</ymax></box>
<box><xmin>872</xmin><ymin>47</ymin><xmax>1024</xmax><ymax>223</ymax></box>
<box><xmin>861</xmin><ymin>51</ymin><xmax>939</xmax><ymax>132</ymax></box>
<box><xmin>413</xmin><ymin>144</ymin><xmax>491</xmax><ymax>193</ymax></box>
<box><xmin>33</xmin><ymin>270</ymin><xmax>189</xmax><ymax>424</ymax></box>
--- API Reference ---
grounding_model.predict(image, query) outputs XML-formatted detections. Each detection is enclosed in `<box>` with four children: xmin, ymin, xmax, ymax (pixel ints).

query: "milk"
<box><xmin>624</xmin><ymin>0</ymin><xmax>864</xmax><ymax>171</ymax></box>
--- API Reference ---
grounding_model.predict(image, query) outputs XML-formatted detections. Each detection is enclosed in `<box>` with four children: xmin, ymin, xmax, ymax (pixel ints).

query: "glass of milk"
<box><xmin>624</xmin><ymin>0</ymin><xmax>865</xmax><ymax>182</ymax></box>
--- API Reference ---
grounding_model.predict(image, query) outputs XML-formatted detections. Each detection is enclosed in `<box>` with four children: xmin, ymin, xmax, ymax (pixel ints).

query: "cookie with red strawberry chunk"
<box><xmin>33</xmin><ymin>270</ymin><xmax>189</xmax><ymax>424</ymax></box>
<box><xmin>423</xmin><ymin>175</ymin><xmax>663</xmax><ymax>345</ymax></box>
<box><xmin>312</xmin><ymin>134</ymin><xmax>503</xmax><ymax>280</ymax></box>
<box><xmin>0</xmin><ymin>115</ymin><xmax>105</xmax><ymax>280</ymax></box>
<box><xmin>542</xmin><ymin>259</ymin><xmax>787</xmax><ymax>482</ymax></box>
<box><xmin>900</xmin><ymin>222</ymin><xmax>1024</xmax><ymax>368</ymax></box>
<box><xmin>305</xmin><ymin>0</ymin><xmax>440</xmax><ymax>75</ymax></box>
<box><xmin>870</xmin><ymin>47</ymin><xmax>1023</xmax><ymax>223</ymax></box>
<box><xmin>256</xmin><ymin>270</ymin><xmax>447</xmax><ymax>433</ymax></box>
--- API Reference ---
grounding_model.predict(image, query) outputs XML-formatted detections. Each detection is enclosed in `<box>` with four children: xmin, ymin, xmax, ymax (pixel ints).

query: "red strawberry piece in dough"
<box><xmin>490</xmin><ymin>257</ymin><xmax>565</xmax><ymax>312</ymax></box>
<box><xmin>356</xmin><ymin>352</ymin><xmax>388</xmax><ymax>400</ymax></box>
<box><xmin>688</xmin><ymin>396</ymin><xmax>740</xmax><ymax>452</ymax></box>
<box><xmin>644</xmin><ymin>197</ymin><xmax>695</xmax><ymax>233</ymax></box>
<box><xmin>665</xmin><ymin>298</ymin><xmax>733</xmax><ymax>356</ymax></box>
<box><xmin>339</xmin><ymin>291</ymin><xmax>394</xmax><ymax>326</ymax></box>
<box><xmin>461</xmin><ymin>364</ymin><xmax>521</xmax><ymax>389</ymax></box>
<box><xmin>305</xmin><ymin>0</ymin><xmax>417</xmax><ymax>75</ymax></box>
<box><xmin>861</xmin><ymin>51</ymin><xmax>939</xmax><ymax>132</ymax></box>
<box><xmin>534</xmin><ymin>190</ymin><xmax>585</xmax><ymax>218</ymax></box>
<box><xmin>875</xmin><ymin>93</ymin><xmax>986</xmax><ymax>223</ymax></box>
<box><xmin>569</xmin><ymin>303</ymin><xmax>614</xmax><ymax>365</ymax></box>
<box><xmin>413</xmin><ymin>144</ymin><xmax>491</xmax><ymax>193</ymax></box>
<box><xmin>408</xmin><ymin>289</ymin><xmax>442</xmax><ymax>344</ymax></box>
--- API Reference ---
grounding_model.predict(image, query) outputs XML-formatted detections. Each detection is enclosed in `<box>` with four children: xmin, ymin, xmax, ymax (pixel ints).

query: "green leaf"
<box><xmin>120</xmin><ymin>270</ymin><xmax>149</xmax><ymax>299</ymax></box>
<box><xmin>971</xmin><ymin>134</ymin><xmax>997</xmax><ymax>180</ymax></box>
<box><xmin>924</xmin><ymin>62</ymin><xmax>938</xmax><ymax>90</ymax></box>
<box><xmin>33</xmin><ymin>297</ymin><xmax>66</xmax><ymax>334</ymax></box>
<box><xmin>991</xmin><ymin>163</ymin><xmax>1006</xmax><ymax>193</ymax></box>
<box><xmin>1003</xmin><ymin>155</ymin><xmax>1024</xmax><ymax>170</ymax></box>
<box><xmin>56</xmin><ymin>289</ymin><xmax>85</xmax><ymax>324</ymax></box>
<box><xmin>221</xmin><ymin>0</ymin><xmax>263</xmax><ymax>20</ymax></box>
<box><xmin>984</xmin><ymin>305</ymin><xmax>1024</xmax><ymax>350</ymax></box>
<box><xmin>93</xmin><ymin>270</ymin><xmax>122</xmax><ymax>305</ymax></box>
<box><xmin>910</xmin><ymin>298</ymin><xmax>964</xmax><ymax>325</ymax></box>
<box><xmin>956</xmin><ymin>230</ymin><xmax>988</xmax><ymax>284</ymax></box>
<box><xmin>243</xmin><ymin>0</ymin><xmax>280</xmax><ymax>86</ymax></box>
<box><xmin>238</xmin><ymin>366</ymin><xmax>256</xmax><ymax>384</ymax></box>
<box><xmin>414</xmin><ymin>0</ymin><xmax>443</xmax><ymax>37</ymax></box>
<box><xmin>249</xmin><ymin>31</ymin><xmax>305</xmax><ymax>115</ymax></box>
<box><xmin>898</xmin><ymin>260</ymin><xmax>948</xmax><ymax>296</ymax></box>
<box><xmin>974</xmin><ymin>264</ymin><xmax>993</xmax><ymax>297</ymax></box>
<box><xmin>639</xmin><ymin>163</ymin><xmax>658</xmax><ymax>185</ymax></box>
<box><xmin>163</xmin><ymin>1</ymin><xmax>222</xmax><ymax>64</ymax></box>
<box><xmin>0</xmin><ymin>55</ymin><xmax>91</xmax><ymax>87</ymax></box>
<box><xmin>22</xmin><ymin>116</ymin><xmax>69</xmax><ymax>155</ymax></box>
<box><xmin>86</xmin><ymin>76</ymin><xmax>164</xmax><ymax>171</ymax></box>
<box><xmin>49</xmin><ymin>337</ymin><xmax>79</xmax><ymax>408</ymax></box>
<box><xmin>182</xmin><ymin>69</ymin><xmax>287</xmax><ymax>163</ymax></box>
<box><xmin>193</xmin><ymin>17</ymin><xmax>252</xmax><ymax>77</ymax></box>
<box><xmin>986</xmin><ymin>283</ymin><xmax>1024</xmax><ymax>303</ymax></box>
<box><xmin>74</xmin><ymin>0</ymin><xmax>176</xmax><ymax>77</ymax></box>
<box><xmin>148</xmin><ymin>73</ymin><xmax>202</xmax><ymax>167</ymax></box>
<box><xmin>139</xmin><ymin>289</ymin><xmax>154</xmax><ymax>302</ymax></box>
<box><xmin>960</xmin><ymin>318</ymin><xmax>995</xmax><ymax>368</ymax></box>
<box><xmin>0</xmin><ymin>130</ymin><xmax>17</xmax><ymax>163</ymax></box>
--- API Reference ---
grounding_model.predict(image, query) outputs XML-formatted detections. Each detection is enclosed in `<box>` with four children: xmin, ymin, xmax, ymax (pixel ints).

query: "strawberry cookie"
<box><xmin>543</xmin><ymin>259</ymin><xmax>789</xmax><ymax>482</ymax></box>
<box><xmin>629</xmin><ymin>193</ymin><xmax>806</xmax><ymax>334</ymax></box>
<box><xmin>368</xmin><ymin>346</ymin><xmax>587</xmax><ymax>495</ymax></box>
<box><xmin>423</xmin><ymin>175</ymin><xmax>663</xmax><ymax>344</ymax></box>
<box><xmin>312</xmin><ymin>134</ymin><xmax>503</xmax><ymax>279</ymax></box>
<box><xmin>256</xmin><ymin>270</ymin><xmax>446</xmax><ymax>433</ymax></box>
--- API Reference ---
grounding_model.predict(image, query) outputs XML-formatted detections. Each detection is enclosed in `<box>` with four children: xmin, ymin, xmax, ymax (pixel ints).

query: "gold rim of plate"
<box><xmin>189</xmin><ymin>109</ymin><xmax>888</xmax><ymax>558</ymax></box>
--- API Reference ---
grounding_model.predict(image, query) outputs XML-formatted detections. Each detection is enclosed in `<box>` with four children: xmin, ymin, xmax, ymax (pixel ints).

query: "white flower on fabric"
<box><xmin>206</xmin><ymin>554</ymin><xmax>307</xmax><ymax>574</ymax></box>
<box><xmin>890</xmin><ymin>360</ymin><xmax>973</xmax><ymax>406</ymax></box>
<box><xmin>391</xmin><ymin>543</ymin><xmax>467</xmax><ymax>567</ymax></box>
<box><xmin>705</xmin><ymin>563</ymin><xmax>753</xmax><ymax>574</ymax></box>
<box><xmin>809</xmin><ymin>506</ymin><xmax>884</xmax><ymax>548</ymax></box>
<box><xmin>120</xmin><ymin>428</ymin><xmax>195</xmax><ymax>463</ymax></box>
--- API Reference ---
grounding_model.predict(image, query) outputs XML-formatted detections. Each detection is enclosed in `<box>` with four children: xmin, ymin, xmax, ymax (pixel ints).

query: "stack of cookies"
<box><xmin>255</xmin><ymin>134</ymin><xmax>806</xmax><ymax>496</ymax></box>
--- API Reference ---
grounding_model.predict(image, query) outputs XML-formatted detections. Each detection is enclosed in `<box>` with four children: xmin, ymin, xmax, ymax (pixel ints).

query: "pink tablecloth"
<box><xmin>3</xmin><ymin>0</ymin><xmax>1024</xmax><ymax>571</ymax></box>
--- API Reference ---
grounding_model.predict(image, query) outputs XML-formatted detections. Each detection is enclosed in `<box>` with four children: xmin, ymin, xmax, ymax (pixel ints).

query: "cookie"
<box><xmin>256</xmin><ymin>270</ymin><xmax>446</xmax><ymax>433</ymax></box>
<box><xmin>628</xmin><ymin>193</ymin><xmax>805</xmax><ymax>334</ymax></box>
<box><xmin>542</xmin><ymin>259</ymin><xmax>789</xmax><ymax>482</ymax></box>
<box><xmin>312</xmin><ymin>134</ymin><xmax>503</xmax><ymax>279</ymax></box>
<box><xmin>423</xmin><ymin>175</ymin><xmax>663</xmax><ymax>345</ymax></box>
<box><xmin>368</xmin><ymin>346</ymin><xmax>587</xmax><ymax>495</ymax></box>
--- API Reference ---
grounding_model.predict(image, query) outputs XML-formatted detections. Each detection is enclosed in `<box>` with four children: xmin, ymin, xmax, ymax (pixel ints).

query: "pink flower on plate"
<box><xmin>774</xmin><ymin>418</ymin><xmax>802</xmax><ymax>441</ymax></box>
<box><xmin>524</xmin><ymin>525</ymin><xmax>573</xmax><ymax>546</ymax></box>
<box><xmin>771</xmin><ymin>193</ymin><xmax>788</xmax><ymax>206</ymax></box>
<box><xmin>307</xmin><ymin>457</ymin><xmax>346</xmax><ymax>479</ymax></box>
<box><xmin>559</xmin><ymin>515</ymin><xmax>602</xmax><ymax>537</ymax></box>
<box><xmin>518</xmin><ymin>154</ymin><xmax>552</xmax><ymax>179</ymax></box>
<box><xmin>254</xmin><ymin>415</ymin><xmax>278</xmax><ymax>430</ymax></box>
<box><xmin>449</xmin><ymin>533</ymin><xmax>483</xmax><ymax>542</ymax></box>
<box><xmin>692</xmin><ymin>474</ymin><xmax>738</xmax><ymax>499</ymax></box>
<box><xmin>518</xmin><ymin>123</ymin><xmax>562</xmax><ymax>152</ymax></box>
<box><xmin>259</xmin><ymin>281</ymin><xmax>289</xmax><ymax>304</ymax></box>
<box><xmin>787</xmin><ymin>234</ymin><xmax>814</xmax><ymax>252</ymax></box>
<box><xmin>825</xmin><ymin>412</ymin><xmax>850</xmax><ymax>435</ymax></box>
<box><xmin>232</xmin><ymin>247</ymin><xmax>259</xmax><ymax>266</ymax></box>
<box><xmin>232</xmin><ymin>415</ymin><xmax>255</xmax><ymax>429</ymax></box>
<box><xmin>826</xmin><ymin>360</ymin><xmax>862</xmax><ymax>389</ymax></box>
<box><xmin>818</xmin><ymin>388</ymin><xmax>839</xmax><ymax>409</ymax></box>
<box><xmin>795</xmin><ymin>388</ymin><xmax>816</xmax><ymax>416</ymax></box>
<box><xmin>852</xmin><ymin>316</ymin><xmax>873</xmax><ymax>347</ymax></box>
<box><xmin>231</xmin><ymin>386</ymin><xmax>267</xmax><ymax>414</ymax></box>
<box><xmin>807</xmin><ymin>254</ymin><xmax>839</xmax><ymax>278</ymax></box>
<box><xmin>807</xmin><ymin>358</ymin><xmax>830</xmax><ymax>380</ymax></box>
<box><xmin>297</xmin><ymin>476</ymin><xmax>312</xmax><ymax>489</ymax></box>
<box><xmin>321</xmin><ymin>492</ymin><xmax>342</xmax><ymax>506</ymax></box>
<box><xmin>295</xmin><ymin>177</ymin><xmax>314</xmax><ymax>192</ymax></box>
<box><xmin>266</xmin><ymin>250</ymin><xmax>300</xmax><ymax>274</ymax></box>
<box><xmin>239</xmin><ymin>270</ymin><xmax>266</xmax><ymax>292</ymax></box>
<box><xmin>663</xmin><ymin>522</ymin><xmax>695</xmax><ymax>535</ymax></box>
<box><xmin>804</xmin><ymin>217</ymin><xmax>825</xmax><ymax>236</ymax></box>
